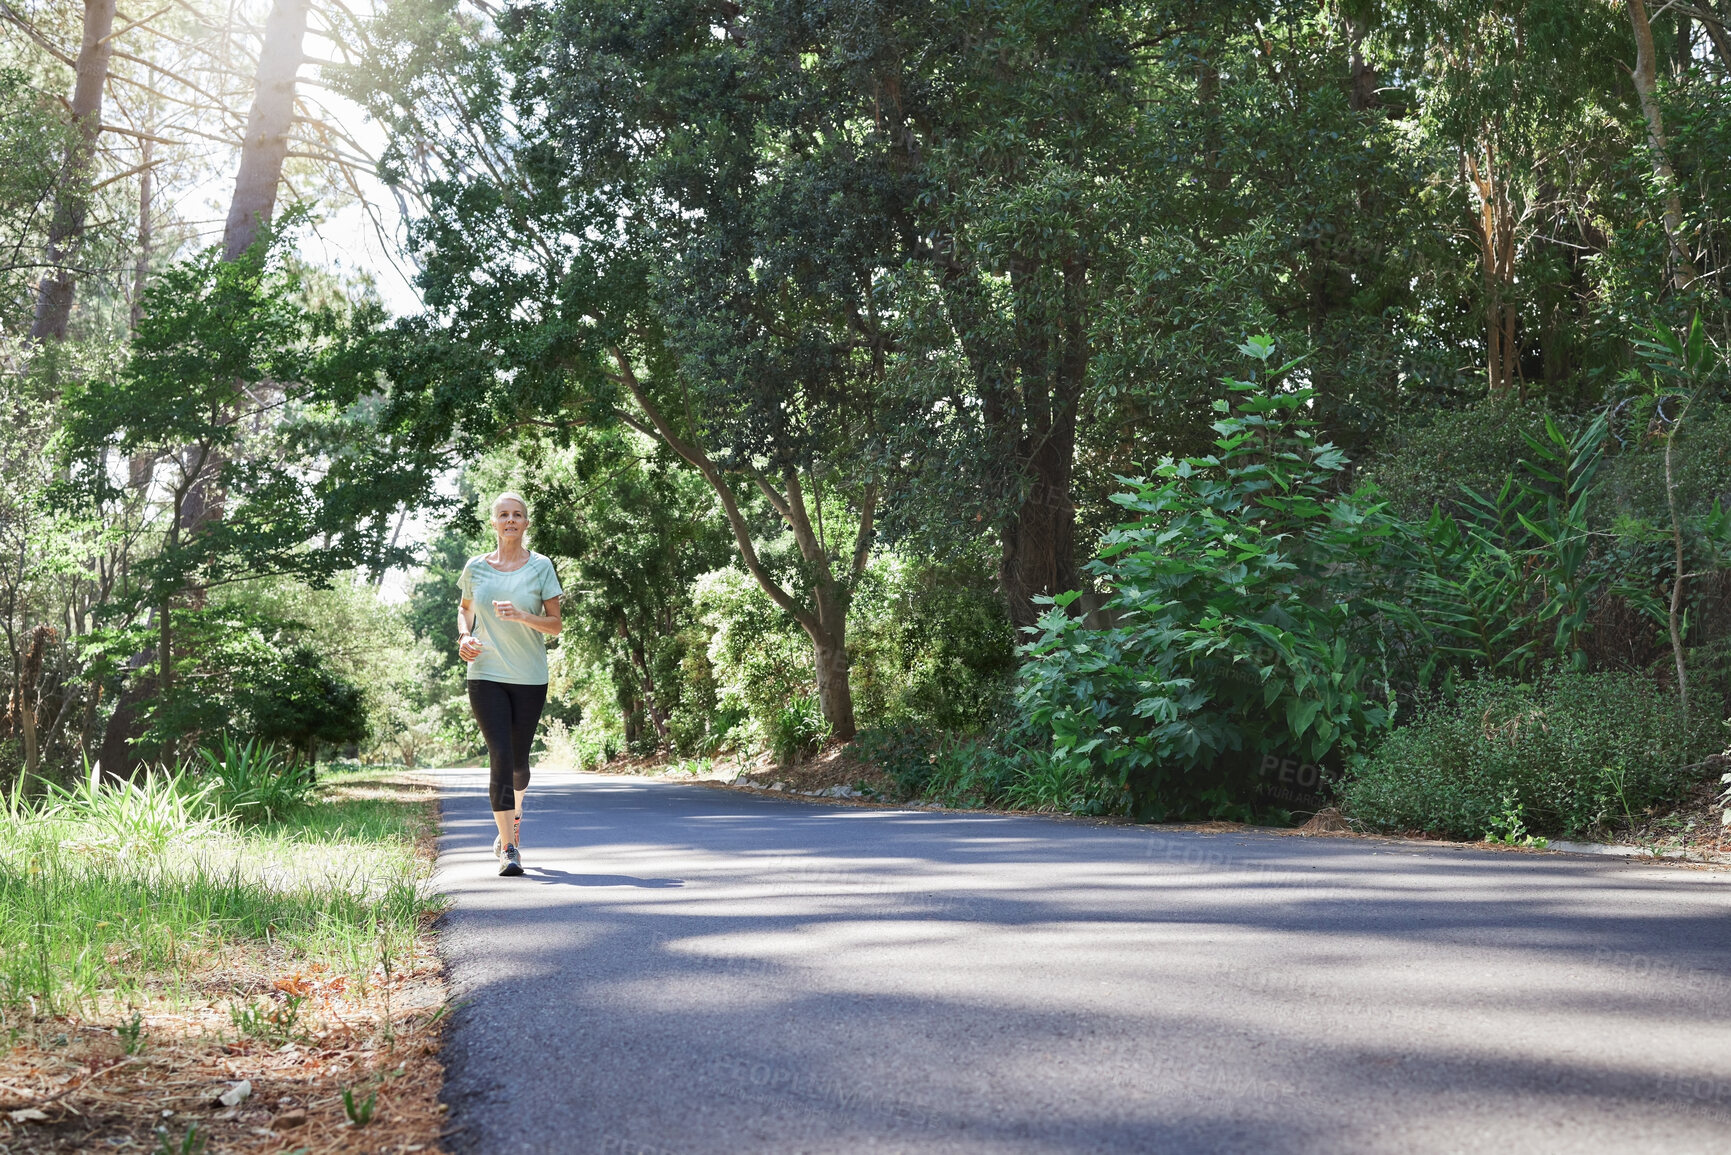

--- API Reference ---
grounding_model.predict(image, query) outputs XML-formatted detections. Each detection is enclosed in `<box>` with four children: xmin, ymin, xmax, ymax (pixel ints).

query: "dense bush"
<box><xmin>1361</xmin><ymin>399</ymin><xmax>1552</xmax><ymax>522</ymax></box>
<box><xmin>1337</xmin><ymin>672</ymin><xmax>1710</xmax><ymax>839</ymax></box>
<box><xmin>849</xmin><ymin>560</ymin><xmax>1016</xmax><ymax>733</ymax></box>
<box><xmin>695</xmin><ymin>568</ymin><xmax>813</xmax><ymax>750</ymax></box>
<box><xmin>1018</xmin><ymin>340</ymin><xmax>1398</xmax><ymax>820</ymax></box>
<box><xmin>198</xmin><ymin>736</ymin><xmax>316</xmax><ymax>824</ymax></box>
<box><xmin>83</xmin><ymin>608</ymin><xmax>369</xmax><ymax>764</ymax></box>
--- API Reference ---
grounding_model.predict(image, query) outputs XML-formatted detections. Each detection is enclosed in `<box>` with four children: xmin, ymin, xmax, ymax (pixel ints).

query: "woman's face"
<box><xmin>492</xmin><ymin>499</ymin><xmax>528</xmax><ymax>543</ymax></box>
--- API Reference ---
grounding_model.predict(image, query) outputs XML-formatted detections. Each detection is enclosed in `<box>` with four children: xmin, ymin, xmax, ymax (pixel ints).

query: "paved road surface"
<box><xmin>430</xmin><ymin>765</ymin><xmax>1731</xmax><ymax>1154</ymax></box>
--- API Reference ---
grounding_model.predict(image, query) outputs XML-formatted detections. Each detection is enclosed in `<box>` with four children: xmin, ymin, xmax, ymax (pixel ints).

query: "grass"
<box><xmin>0</xmin><ymin>760</ymin><xmax>451</xmax><ymax>1151</ymax></box>
<box><xmin>0</xmin><ymin>763</ymin><xmax>441</xmax><ymax>1021</ymax></box>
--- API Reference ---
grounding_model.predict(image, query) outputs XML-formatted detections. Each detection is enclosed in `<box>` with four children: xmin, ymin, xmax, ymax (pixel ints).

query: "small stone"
<box><xmin>217</xmin><ymin>1079</ymin><xmax>251</xmax><ymax>1108</ymax></box>
<box><xmin>275</xmin><ymin>1109</ymin><xmax>308</xmax><ymax>1129</ymax></box>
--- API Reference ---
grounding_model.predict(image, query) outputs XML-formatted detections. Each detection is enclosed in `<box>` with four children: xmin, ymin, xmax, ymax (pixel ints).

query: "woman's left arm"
<box><xmin>496</xmin><ymin>595</ymin><xmax>561</xmax><ymax>636</ymax></box>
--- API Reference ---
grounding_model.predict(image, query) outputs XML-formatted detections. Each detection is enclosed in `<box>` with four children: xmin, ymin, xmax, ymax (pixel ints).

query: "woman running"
<box><xmin>457</xmin><ymin>491</ymin><xmax>563</xmax><ymax>876</ymax></box>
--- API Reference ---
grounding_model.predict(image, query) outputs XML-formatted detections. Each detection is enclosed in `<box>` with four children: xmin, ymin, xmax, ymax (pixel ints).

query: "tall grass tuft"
<box><xmin>199</xmin><ymin>736</ymin><xmax>315</xmax><ymax>824</ymax></box>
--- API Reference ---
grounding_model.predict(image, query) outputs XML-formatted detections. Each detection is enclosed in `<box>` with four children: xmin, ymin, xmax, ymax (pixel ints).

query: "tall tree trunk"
<box><xmin>1467</xmin><ymin>143</ymin><xmax>1520</xmax><ymax>394</ymax></box>
<box><xmin>998</xmin><ymin>260</ymin><xmax>1085</xmax><ymax>630</ymax></box>
<box><xmin>223</xmin><ymin>0</ymin><xmax>311</xmax><ymax>259</ymax></box>
<box><xmin>811</xmin><ymin>626</ymin><xmax>854</xmax><ymax>741</ymax></box>
<box><xmin>1344</xmin><ymin>14</ymin><xmax>1379</xmax><ymax>111</ymax></box>
<box><xmin>1628</xmin><ymin>0</ymin><xmax>1700</xmax><ymax>292</ymax></box>
<box><xmin>30</xmin><ymin>0</ymin><xmax>118</xmax><ymax>341</ymax></box>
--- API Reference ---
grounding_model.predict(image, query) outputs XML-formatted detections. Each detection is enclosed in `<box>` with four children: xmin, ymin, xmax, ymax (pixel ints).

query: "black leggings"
<box><xmin>468</xmin><ymin>679</ymin><xmax>548</xmax><ymax>812</ymax></box>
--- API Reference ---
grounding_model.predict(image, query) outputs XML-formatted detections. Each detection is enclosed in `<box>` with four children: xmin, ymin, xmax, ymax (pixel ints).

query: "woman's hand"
<box><xmin>458</xmin><ymin>634</ymin><xmax>483</xmax><ymax>662</ymax></box>
<box><xmin>492</xmin><ymin>599</ymin><xmax>562</xmax><ymax>637</ymax></box>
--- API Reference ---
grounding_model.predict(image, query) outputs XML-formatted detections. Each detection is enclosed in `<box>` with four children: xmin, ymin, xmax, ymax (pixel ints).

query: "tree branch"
<box><xmin>608</xmin><ymin>348</ymin><xmax>819</xmax><ymax>633</ymax></box>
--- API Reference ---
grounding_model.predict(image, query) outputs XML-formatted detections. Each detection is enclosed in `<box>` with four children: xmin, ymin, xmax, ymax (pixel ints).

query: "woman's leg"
<box><xmin>467</xmin><ymin>680</ymin><xmax>520</xmax><ymax>850</ymax></box>
<box><xmin>504</xmin><ymin>683</ymin><xmax>548</xmax><ymax>845</ymax></box>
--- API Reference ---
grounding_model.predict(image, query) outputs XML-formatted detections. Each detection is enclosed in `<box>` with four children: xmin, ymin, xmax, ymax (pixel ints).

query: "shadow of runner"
<box><xmin>527</xmin><ymin>866</ymin><xmax>685</xmax><ymax>888</ymax></box>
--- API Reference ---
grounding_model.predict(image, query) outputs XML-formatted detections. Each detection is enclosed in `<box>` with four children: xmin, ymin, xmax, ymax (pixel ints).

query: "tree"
<box><xmin>366</xmin><ymin>0</ymin><xmax>910</xmax><ymax>736</ymax></box>
<box><xmin>62</xmin><ymin>222</ymin><xmax>429</xmax><ymax>767</ymax></box>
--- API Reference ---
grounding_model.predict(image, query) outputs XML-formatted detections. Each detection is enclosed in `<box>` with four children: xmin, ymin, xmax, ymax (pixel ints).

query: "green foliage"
<box><xmin>1396</xmin><ymin>413</ymin><xmax>1623</xmax><ymax>679</ymax></box>
<box><xmin>1338</xmin><ymin>672</ymin><xmax>1708</xmax><ymax>840</ymax></box>
<box><xmin>1483</xmin><ymin>789</ymin><xmax>1549</xmax><ymax>849</ymax></box>
<box><xmin>1001</xmin><ymin>754</ymin><xmax>1095</xmax><ymax>815</ymax></box>
<box><xmin>343</xmin><ymin>1085</ymin><xmax>379</xmax><ymax>1127</ymax></box>
<box><xmin>917</xmin><ymin>742</ymin><xmax>1022</xmax><ymax>811</ymax></box>
<box><xmin>152</xmin><ymin>1121</ymin><xmax>206</xmax><ymax>1155</ymax></box>
<box><xmin>0</xmin><ymin>69</ymin><xmax>74</xmax><ymax>332</ymax></box>
<box><xmin>60</xmin><ymin>220</ymin><xmax>418</xmax><ymax>602</ymax></box>
<box><xmin>83</xmin><ymin>607</ymin><xmax>368</xmax><ymax>762</ymax></box>
<box><xmin>1019</xmin><ymin>340</ymin><xmax>1397</xmax><ymax>820</ymax></box>
<box><xmin>853</xmin><ymin>725</ymin><xmax>942</xmax><ymax>797</ymax></box>
<box><xmin>849</xmin><ymin>561</ymin><xmax>1017</xmax><ymax>733</ymax></box>
<box><xmin>696</xmin><ymin>568</ymin><xmax>812</xmax><ymax>748</ymax></box>
<box><xmin>118</xmin><ymin>1012</ymin><xmax>145</xmax><ymax>1055</ymax></box>
<box><xmin>40</xmin><ymin>764</ymin><xmax>219</xmax><ymax>857</ymax></box>
<box><xmin>198</xmin><ymin>737</ymin><xmax>316</xmax><ymax>825</ymax></box>
<box><xmin>1363</xmin><ymin>401</ymin><xmax>1552</xmax><ymax>524</ymax></box>
<box><xmin>768</xmin><ymin>695</ymin><xmax>830</xmax><ymax>768</ymax></box>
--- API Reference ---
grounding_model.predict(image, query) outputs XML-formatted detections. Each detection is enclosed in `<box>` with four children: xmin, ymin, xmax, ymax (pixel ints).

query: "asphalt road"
<box><xmin>431</xmin><ymin>765</ymin><xmax>1731</xmax><ymax>1155</ymax></box>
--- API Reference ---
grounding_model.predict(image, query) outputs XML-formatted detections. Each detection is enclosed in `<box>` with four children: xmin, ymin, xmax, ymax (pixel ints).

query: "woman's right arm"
<box><xmin>457</xmin><ymin>598</ymin><xmax>482</xmax><ymax>662</ymax></box>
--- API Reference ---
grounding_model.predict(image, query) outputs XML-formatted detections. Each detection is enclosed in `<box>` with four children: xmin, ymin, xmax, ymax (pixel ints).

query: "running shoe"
<box><xmin>499</xmin><ymin>844</ymin><xmax>523</xmax><ymax>877</ymax></box>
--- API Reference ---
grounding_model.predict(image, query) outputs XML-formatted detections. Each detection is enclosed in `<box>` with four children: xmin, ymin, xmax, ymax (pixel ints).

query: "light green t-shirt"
<box><xmin>458</xmin><ymin>553</ymin><xmax>564</xmax><ymax>685</ymax></box>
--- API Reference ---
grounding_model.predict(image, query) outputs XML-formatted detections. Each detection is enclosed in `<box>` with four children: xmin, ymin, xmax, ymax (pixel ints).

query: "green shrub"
<box><xmin>1338</xmin><ymin>671</ymin><xmax>1708</xmax><ymax>839</ymax></box>
<box><xmin>769</xmin><ymin>694</ymin><xmax>831</xmax><ymax>767</ymax></box>
<box><xmin>1001</xmin><ymin>753</ymin><xmax>1095</xmax><ymax>814</ymax></box>
<box><xmin>854</xmin><ymin>723</ymin><xmax>940</xmax><ymax>796</ymax></box>
<box><xmin>40</xmin><ymin>764</ymin><xmax>220</xmax><ymax>856</ymax></box>
<box><xmin>1018</xmin><ymin>338</ymin><xmax>1397</xmax><ymax>820</ymax></box>
<box><xmin>1360</xmin><ymin>397</ymin><xmax>1550</xmax><ymax>522</ymax></box>
<box><xmin>918</xmin><ymin>739</ymin><xmax>1021</xmax><ymax>809</ymax></box>
<box><xmin>695</xmin><ymin>568</ymin><xmax>812</xmax><ymax>749</ymax></box>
